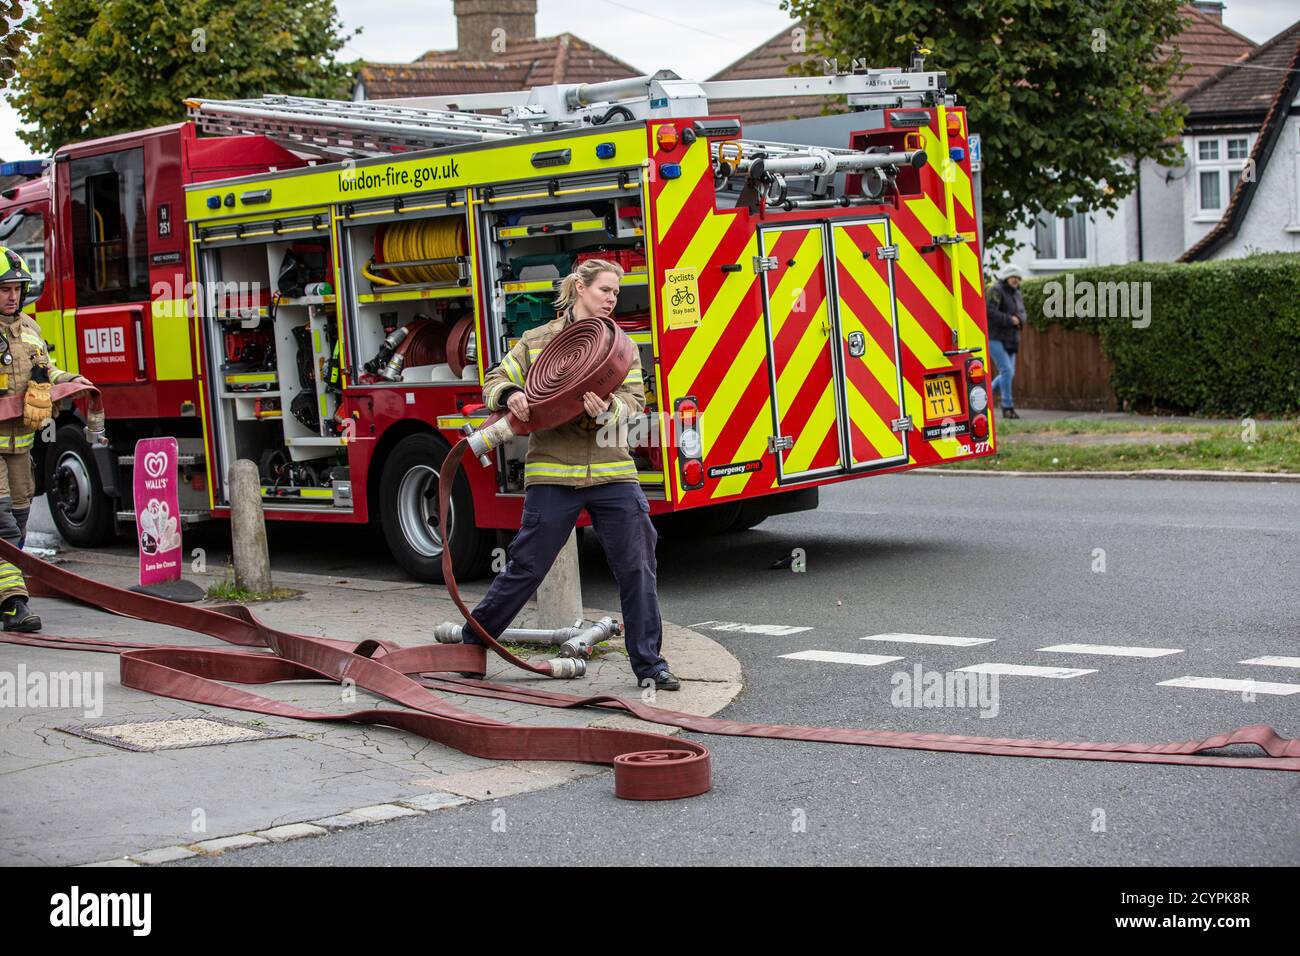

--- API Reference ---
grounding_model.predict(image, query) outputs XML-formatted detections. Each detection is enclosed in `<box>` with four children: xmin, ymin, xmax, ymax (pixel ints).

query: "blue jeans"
<box><xmin>466</xmin><ymin>481</ymin><xmax>667</xmax><ymax>681</ymax></box>
<box><xmin>989</xmin><ymin>338</ymin><xmax>1016</xmax><ymax>408</ymax></box>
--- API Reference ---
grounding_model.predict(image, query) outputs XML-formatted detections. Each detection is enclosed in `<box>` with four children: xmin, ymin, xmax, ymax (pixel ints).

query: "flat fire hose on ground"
<box><xmin>1</xmin><ymin>339</ymin><xmax>1297</xmax><ymax>802</ymax></box>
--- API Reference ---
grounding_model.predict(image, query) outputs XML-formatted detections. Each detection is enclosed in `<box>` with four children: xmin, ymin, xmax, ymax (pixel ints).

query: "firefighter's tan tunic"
<box><xmin>481</xmin><ymin>310</ymin><xmax>645</xmax><ymax>488</ymax></box>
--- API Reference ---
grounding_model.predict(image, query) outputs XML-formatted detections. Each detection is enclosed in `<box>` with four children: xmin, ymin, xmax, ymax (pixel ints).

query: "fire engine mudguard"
<box><xmin>378</xmin><ymin>431</ymin><xmax>492</xmax><ymax>583</ymax></box>
<box><xmin>731</xmin><ymin>485</ymin><xmax>819</xmax><ymax>531</ymax></box>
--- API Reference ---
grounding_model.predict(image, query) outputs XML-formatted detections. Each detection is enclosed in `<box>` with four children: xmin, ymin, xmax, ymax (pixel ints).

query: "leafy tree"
<box><xmin>7</xmin><ymin>0</ymin><xmax>360</xmax><ymax>152</ymax></box>
<box><xmin>1</xmin><ymin>1</ymin><xmax>40</xmax><ymax>88</ymax></box>
<box><xmin>782</xmin><ymin>0</ymin><xmax>1187</xmax><ymax>256</ymax></box>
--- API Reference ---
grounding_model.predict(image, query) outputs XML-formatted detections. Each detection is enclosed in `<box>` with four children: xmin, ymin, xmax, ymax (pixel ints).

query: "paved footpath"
<box><xmin>0</xmin><ymin>549</ymin><xmax>740</xmax><ymax>867</ymax></box>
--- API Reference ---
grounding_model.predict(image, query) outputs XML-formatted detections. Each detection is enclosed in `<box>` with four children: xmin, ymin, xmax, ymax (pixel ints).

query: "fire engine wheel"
<box><xmin>45</xmin><ymin>425</ymin><xmax>115</xmax><ymax>548</ymax></box>
<box><xmin>380</xmin><ymin>433</ymin><xmax>491</xmax><ymax>583</ymax></box>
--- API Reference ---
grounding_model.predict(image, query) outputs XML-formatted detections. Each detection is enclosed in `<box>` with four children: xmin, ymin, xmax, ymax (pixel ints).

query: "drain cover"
<box><xmin>60</xmin><ymin>716</ymin><xmax>292</xmax><ymax>752</ymax></box>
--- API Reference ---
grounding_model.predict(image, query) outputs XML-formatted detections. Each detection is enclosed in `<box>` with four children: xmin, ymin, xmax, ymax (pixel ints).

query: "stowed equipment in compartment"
<box><xmin>337</xmin><ymin>190</ymin><xmax>478</xmax><ymax>387</ymax></box>
<box><xmin>196</xmin><ymin>213</ymin><xmax>349</xmax><ymax>509</ymax></box>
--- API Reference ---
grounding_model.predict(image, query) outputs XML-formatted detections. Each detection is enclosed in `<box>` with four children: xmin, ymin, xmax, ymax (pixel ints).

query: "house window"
<box><xmin>1195</xmin><ymin>135</ymin><xmax>1252</xmax><ymax>216</ymax></box>
<box><xmin>1033</xmin><ymin>203</ymin><xmax>1089</xmax><ymax>263</ymax></box>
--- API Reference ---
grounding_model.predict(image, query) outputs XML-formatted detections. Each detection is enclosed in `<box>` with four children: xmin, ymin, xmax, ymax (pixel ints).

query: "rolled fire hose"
<box><xmin>1</xmin><ymin>366</ymin><xmax>1296</xmax><ymax>801</ymax></box>
<box><xmin>445</xmin><ymin>315</ymin><xmax>475</xmax><ymax>378</ymax></box>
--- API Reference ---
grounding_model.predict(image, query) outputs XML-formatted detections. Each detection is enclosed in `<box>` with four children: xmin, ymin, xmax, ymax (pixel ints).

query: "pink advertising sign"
<box><xmin>133</xmin><ymin>437</ymin><xmax>182</xmax><ymax>586</ymax></box>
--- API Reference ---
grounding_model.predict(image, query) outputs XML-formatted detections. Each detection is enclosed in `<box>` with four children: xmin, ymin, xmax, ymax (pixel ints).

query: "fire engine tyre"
<box><xmin>380</xmin><ymin>433</ymin><xmax>491</xmax><ymax>583</ymax></box>
<box><xmin>45</xmin><ymin>425</ymin><xmax>116</xmax><ymax>547</ymax></box>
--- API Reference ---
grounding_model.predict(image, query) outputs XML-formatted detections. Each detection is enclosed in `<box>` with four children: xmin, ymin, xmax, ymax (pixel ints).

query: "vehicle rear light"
<box><xmin>656</xmin><ymin>126</ymin><xmax>679</xmax><ymax>151</ymax></box>
<box><xmin>682</xmin><ymin>458</ymin><xmax>704</xmax><ymax>487</ymax></box>
<box><xmin>946</xmin><ymin>112</ymin><xmax>964</xmax><ymax>137</ymax></box>
<box><xmin>675</xmin><ymin>395</ymin><xmax>704</xmax><ymax>490</ymax></box>
<box><xmin>967</xmin><ymin>359</ymin><xmax>985</xmax><ymax>382</ymax></box>
<box><xmin>971</xmin><ymin>413</ymin><xmax>989</xmax><ymax>440</ymax></box>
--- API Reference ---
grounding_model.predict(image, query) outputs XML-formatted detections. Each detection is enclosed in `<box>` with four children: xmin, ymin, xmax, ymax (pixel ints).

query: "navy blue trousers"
<box><xmin>467</xmin><ymin>481</ymin><xmax>667</xmax><ymax>681</ymax></box>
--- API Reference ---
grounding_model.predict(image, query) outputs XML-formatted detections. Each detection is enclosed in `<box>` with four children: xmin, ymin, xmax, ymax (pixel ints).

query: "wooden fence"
<box><xmin>987</xmin><ymin>324</ymin><xmax>1118</xmax><ymax>411</ymax></box>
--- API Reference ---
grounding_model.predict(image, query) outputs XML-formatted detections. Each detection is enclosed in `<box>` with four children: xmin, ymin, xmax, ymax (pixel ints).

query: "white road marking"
<box><xmin>1239</xmin><ymin>656</ymin><xmax>1300</xmax><ymax>669</ymax></box>
<box><xmin>692</xmin><ymin>621</ymin><xmax>813</xmax><ymax>636</ymax></box>
<box><xmin>956</xmin><ymin>663</ymin><xmax>1097</xmax><ymax>679</ymax></box>
<box><xmin>779</xmin><ymin>650</ymin><xmax>904</xmax><ymax>667</ymax></box>
<box><xmin>1037</xmin><ymin>643</ymin><xmax>1183</xmax><ymax>658</ymax></box>
<box><xmin>859</xmin><ymin>633</ymin><xmax>995</xmax><ymax>647</ymax></box>
<box><xmin>1158</xmin><ymin>676</ymin><xmax>1300</xmax><ymax>696</ymax></box>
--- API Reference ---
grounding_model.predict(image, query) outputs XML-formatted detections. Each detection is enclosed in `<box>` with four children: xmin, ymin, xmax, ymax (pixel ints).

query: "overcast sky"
<box><xmin>2</xmin><ymin>0</ymin><xmax>1297</xmax><ymax>160</ymax></box>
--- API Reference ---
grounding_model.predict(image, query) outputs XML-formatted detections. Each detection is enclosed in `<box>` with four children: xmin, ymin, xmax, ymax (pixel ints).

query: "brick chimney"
<box><xmin>1191</xmin><ymin>1</ymin><xmax>1224</xmax><ymax>22</ymax></box>
<box><xmin>453</xmin><ymin>0</ymin><xmax>537</xmax><ymax>60</ymax></box>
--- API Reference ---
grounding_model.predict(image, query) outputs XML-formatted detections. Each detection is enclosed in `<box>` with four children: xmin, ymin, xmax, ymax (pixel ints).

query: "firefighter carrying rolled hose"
<box><xmin>0</xmin><ymin>247</ymin><xmax>93</xmax><ymax>631</ymax></box>
<box><xmin>468</xmin><ymin>258</ymin><xmax>681</xmax><ymax>691</ymax></box>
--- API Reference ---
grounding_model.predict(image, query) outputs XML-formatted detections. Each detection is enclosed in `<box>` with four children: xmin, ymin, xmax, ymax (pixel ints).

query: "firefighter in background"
<box><xmin>466</xmin><ymin>258</ymin><xmax>681</xmax><ymax>691</ymax></box>
<box><xmin>0</xmin><ymin>247</ymin><xmax>93</xmax><ymax>632</ymax></box>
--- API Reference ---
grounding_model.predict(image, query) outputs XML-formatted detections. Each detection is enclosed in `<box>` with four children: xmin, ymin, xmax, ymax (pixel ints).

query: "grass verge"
<box><xmin>946</xmin><ymin>418</ymin><xmax>1300</xmax><ymax>473</ymax></box>
<box><xmin>205</xmin><ymin>577</ymin><xmax>302</xmax><ymax>603</ymax></box>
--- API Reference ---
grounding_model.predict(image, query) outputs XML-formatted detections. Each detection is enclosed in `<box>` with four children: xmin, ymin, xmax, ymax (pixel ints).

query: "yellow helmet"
<box><xmin>0</xmin><ymin>246</ymin><xmax>34</xmax><ymax>311</ymax></box>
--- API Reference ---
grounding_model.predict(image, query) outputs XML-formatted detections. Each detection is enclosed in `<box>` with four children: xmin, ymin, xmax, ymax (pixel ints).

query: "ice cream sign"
<box><xmin>133</xmin><ymin>437</ymin><xmax>182</xmax><ymax>586</ymax></box>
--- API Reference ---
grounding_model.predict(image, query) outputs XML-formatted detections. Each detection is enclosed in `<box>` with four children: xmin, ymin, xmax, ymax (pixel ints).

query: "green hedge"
<box><xmin>1017</xmin><ymin>253</ymin><xmax>1300</xmax><ymax>416</ymax></box>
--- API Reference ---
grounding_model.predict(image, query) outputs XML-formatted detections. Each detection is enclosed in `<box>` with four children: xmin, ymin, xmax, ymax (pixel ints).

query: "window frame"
<box><xmin>1031</xmin><ymin>201</ymin><xmax>1092</xmax><ymax>268</ymax></box>
<box><xmin>1193</xmin><ymin>134</ymin><xmax>1254</xmax><ymax>221</ymax></box>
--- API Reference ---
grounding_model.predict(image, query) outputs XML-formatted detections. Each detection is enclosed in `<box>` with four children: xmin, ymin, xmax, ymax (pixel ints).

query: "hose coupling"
<box><xmin>433</xmin><ymin>622</ymin><xmax>464</xmax><ymax>644</ymax></box>
<box><xmin>546</xmin><ymin>657</ymin><xmax>587</xmax><ymax>679</ymax></box>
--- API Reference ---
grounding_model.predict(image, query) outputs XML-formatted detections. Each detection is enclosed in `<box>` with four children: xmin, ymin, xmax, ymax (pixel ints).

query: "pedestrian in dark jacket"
<box><xmin>985</xmin><ymin>263</ymin><xmax>1026</xmax><ymax>419</ymax></box>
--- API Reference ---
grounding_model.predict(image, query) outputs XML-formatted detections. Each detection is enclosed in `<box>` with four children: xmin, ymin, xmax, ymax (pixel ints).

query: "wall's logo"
<box><xmin>143</xmin><ymin>451</ymin><xmax>168</xmax><ymax>479</ymax></box>
<box><xmin>83</xmin><ymin>327</ymin><xmax>125</xmax><ymax>356</ymax></box>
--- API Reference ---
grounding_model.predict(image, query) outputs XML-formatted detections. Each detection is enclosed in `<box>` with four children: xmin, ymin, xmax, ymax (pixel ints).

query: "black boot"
<box><xmin>1002</xmin><ymin>407</ymin><xmax>1020</xmax><ymax>420</ymax></box>
<box><xmin>1</xmin><ymin>596</ymin><xmax>41</xmax><ymax>633</ymax></box>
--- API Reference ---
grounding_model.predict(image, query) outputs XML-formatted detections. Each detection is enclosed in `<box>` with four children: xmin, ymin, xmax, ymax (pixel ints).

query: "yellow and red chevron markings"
<box><xmin>647</xmin><ymin>109</ymin><xmax>991</xmax><ymax>508</ymax></box>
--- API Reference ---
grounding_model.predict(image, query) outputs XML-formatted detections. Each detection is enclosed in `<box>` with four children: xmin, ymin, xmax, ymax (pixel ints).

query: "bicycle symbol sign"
<box><xmin>664</xmin><ymin>267</ymin><xmax>701</xmax><ymax>329</ymax></box>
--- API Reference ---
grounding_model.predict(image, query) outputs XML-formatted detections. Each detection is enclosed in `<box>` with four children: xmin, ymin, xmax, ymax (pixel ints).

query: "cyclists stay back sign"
<box><xmin>663</xmin><ymin>267</ymin><xmax>701</xmax><ymax>329</ymax></box>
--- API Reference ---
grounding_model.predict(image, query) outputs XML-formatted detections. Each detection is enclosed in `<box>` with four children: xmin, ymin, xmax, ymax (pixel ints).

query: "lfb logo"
<box><xmin>83</xmin><ymin>327</ymin><xmax>125</xmax><ymax>355</ymax></box>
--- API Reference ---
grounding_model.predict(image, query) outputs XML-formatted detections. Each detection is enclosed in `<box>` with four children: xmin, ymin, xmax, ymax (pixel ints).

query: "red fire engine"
<box><xmin>0</xmin><ymin>66</ymin><xmax>995</xmax><ymax>582</ymax></box>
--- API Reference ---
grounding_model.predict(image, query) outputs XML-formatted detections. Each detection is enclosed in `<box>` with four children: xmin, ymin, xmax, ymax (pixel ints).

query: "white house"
<box><xmin>1008</xmin><ymin>7</ymin><xmax>1300</xmax><ymax>272</ymax></box>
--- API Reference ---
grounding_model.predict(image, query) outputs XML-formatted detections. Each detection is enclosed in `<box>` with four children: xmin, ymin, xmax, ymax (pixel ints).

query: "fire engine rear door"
<box><xmin>758</xmin><ymin>223</ymin><xmax>845</xmax><ymax>483</ymax></box>
<box><xmin>828</xmin><ymin>217</ymin><xmax>907</xmax><ymax>470</ymax></box>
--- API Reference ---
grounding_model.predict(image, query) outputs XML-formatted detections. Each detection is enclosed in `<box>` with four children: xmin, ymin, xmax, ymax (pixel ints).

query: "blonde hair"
<box><xmin>554</xmin><ymin>258</ymin><xmax>624</xmax><ymax>313</ymax></box>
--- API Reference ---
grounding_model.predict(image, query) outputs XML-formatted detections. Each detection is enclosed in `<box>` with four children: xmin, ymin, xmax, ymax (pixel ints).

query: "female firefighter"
<box><xmin>464</xmin><ymin>258</ymin><xmax>679</xmax><ymax>691</ymax></box>
<box><xmin>0</xmin><ymin>246</ymin><xmax>93</xmax><ymax>632</ymax></box>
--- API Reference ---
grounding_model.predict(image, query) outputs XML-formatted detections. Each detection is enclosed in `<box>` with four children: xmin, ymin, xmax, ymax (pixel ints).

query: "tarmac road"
<box><xmin>116</xmin><ymin>472</ymin><xmax>1300</xmax><ymax>866</ymax></box>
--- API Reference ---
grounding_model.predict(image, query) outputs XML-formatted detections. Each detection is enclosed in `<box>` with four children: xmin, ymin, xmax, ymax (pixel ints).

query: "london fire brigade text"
<box><xmin>337</xmin><ymin>158</ymin><xmax>462</xmax><ymax>193</ymax></box>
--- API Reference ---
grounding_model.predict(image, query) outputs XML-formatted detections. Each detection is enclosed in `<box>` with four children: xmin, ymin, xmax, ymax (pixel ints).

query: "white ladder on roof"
<box><xmin>185</xmin><ymin>94</ymin><xmax>538</xmax><ymax>158</ymax></box>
